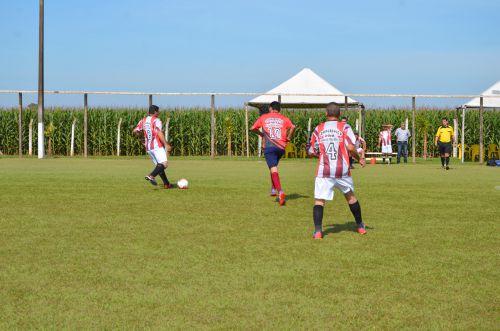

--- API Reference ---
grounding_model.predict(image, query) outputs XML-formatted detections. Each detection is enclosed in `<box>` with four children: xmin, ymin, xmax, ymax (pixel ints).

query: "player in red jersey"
<box><xmin>308</xmin><ymin>102</ymin><xmax>366</xmax><ymax>239</ymax></box>
<box><xmin>133</xmin><ymin>105</ymin><xmax>172</xmax><ymax>188</ymax></box>
<box><xmin>251</xmin><ymin>101</ymin><xmax>295</xmax><ymax>205</ymax></box>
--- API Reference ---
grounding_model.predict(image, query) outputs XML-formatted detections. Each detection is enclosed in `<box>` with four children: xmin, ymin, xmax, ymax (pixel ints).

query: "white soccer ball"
<box><xmin>177</xmin><ymin>178</ymin><xmax>189</xmax><ymax>189</ymax></box>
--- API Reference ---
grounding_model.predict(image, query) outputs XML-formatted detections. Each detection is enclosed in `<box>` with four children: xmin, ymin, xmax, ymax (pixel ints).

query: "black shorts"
<box><xmin>438</xmin><ymin>142</ymin><xmax>452</xmax><ymax>155</ymax></box>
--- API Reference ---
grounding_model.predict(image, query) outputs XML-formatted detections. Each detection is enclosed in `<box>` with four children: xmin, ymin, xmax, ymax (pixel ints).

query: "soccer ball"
<box><xmin>177</xmin><ymin>178</ymin><xmax>189</xmax><ymax>189</ymax></box>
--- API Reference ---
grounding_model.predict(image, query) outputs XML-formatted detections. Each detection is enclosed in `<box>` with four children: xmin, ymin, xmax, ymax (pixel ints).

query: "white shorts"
<box><xmin>147</xmin><ymin>148</ymin><xmax>167</xmax><ymax>165</ymax></box>
<box><xmin>314</xmin><ymin>177</ymin><xmax>354</xmax><ymax>201</ymax></box>
<box><xmin>382</xmin><ymin>145</ymin><xmax>392</xmax><ymax>154</ymax></box>
<box><xmin>357</xmin><ymin>148</ymin><xmax>364</xmax><ymax>155</ymax></box>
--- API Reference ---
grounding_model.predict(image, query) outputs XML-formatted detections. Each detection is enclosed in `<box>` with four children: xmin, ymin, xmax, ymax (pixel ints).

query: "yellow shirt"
<box><xmin>435</xmin><ymin>126</ymin><xmax>454</xmax><ymax>143</ymax></box>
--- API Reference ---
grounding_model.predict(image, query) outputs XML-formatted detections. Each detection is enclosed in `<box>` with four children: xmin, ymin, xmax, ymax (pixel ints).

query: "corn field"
<box><xmin>0</xmin><ymin>107</ymin><xmax>499</xmax><ymax>157</ymax></box>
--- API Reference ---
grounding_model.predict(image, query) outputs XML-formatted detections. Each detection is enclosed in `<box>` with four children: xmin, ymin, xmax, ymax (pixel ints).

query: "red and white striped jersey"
<box><xmin>379</xmin><ymin>130</ymin><xmax>391</xmax><ymax>146</ymax></box>
<box><xmin>134</xmin><ymin>116</ymin><xmax>164</xmax><ymax>151</ymax></box>
<box><xmin>308</xmin><ymin>120</ymin><xmax>356</xmax><ymax>178</ymax></box>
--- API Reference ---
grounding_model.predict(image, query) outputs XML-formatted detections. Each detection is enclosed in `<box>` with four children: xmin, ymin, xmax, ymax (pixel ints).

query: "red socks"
<box><xmin>271</xmin><ymin>172</ymin><xmax>282</xmax><ymax>192</ymax></box>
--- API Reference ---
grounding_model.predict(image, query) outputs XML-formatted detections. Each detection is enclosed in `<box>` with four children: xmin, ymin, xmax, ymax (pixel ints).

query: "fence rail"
<box><xmin>1</xmin><ymin>89</ymin><xmax>499</xmax><ymax>163</ymax></box>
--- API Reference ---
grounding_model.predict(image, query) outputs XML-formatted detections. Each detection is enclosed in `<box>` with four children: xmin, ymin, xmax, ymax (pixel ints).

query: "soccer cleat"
<box><xmin>270</xmin><ymin>188</ymin><xmax>277</xmax><ymax>197</ymax></box>
<box><xmin>357</xmin><ymin>223</ymin><xmax>367</xmax><ymax>235</ymax></box>
<box><xmin>164</xmin><ymin>183</ymin><xmax>173</xmax><ymax>189</ymax></box>
<box><xmin>313</xmin><ymin>231</ymin><xmax>323</xmax><ymax>240</ymax></box>
<box><xmin>279</xmin><ymin>191</ymin><xmax>286</xmax><ymax>206</ymax></box>
<box><xmin>145</xmin><ymin>175</ymin><xmax>158</xmax><ymax>186</ymax></box>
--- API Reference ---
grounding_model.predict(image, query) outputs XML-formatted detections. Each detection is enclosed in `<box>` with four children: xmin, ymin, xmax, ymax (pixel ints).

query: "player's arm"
<box><xmin>307</xmin><ymin>130</ymin><xmax>319</xmax><ymax>158</ymax></box>
<box><xmin>348</xmin><ymin>144</ymin><xmax>365</xmax><ymax>167</ymax></box>
<box><xmin>156</xmin><ymin>129</ymin><xmax>171</xmax><ymax>152</ymax></box>
<box><xmin>250</xmin><ymin>118</ymin><xmax>264</xmax><ymax>137</ymax></box>
<box><xmin>362</xmin><ymin>139</ymin><xmax>366</xmax><ymax>151</ymax></box>
<box><xmin>451</xmin><ymin>128</ymin><xmax>457</xmax><ymax>145</ymax></box>
<box><xmin>286</xmin><ymin>126</ymin><xmax>295</xmax><ymax>142</ymax></box>
<box><xmin>434</xmin><ymin>128</ymin><xmax>440</xmax><ymax>146</ymax></box>
<box><xmin>378</xmin><ymin>134</ymin><xmax>382</xmax><ymax>148</ymax></box>
<box><xmin>133</xmin><ymin>120</ymin><xmax>143</xmax><ymax>138</ymax></box>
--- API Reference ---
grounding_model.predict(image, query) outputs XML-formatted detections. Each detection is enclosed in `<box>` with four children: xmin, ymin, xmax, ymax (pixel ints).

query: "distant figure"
<box><xmin>355</xmin><ymin>132</ymin><xmax>366</xmax><ymax>160</ymax></box>
<box><xmin>394</xmin><ymin>122</ymin><xmax>411</xmax><ymax>163</ymax></box>
<box><xmin>133</xmin><ymin>105</ymin><xmax>172</xmax><ymax>188</ymax></box>
<box><xmin>251</xmin><ymin>101</ymin><xmax>295</xmax><ymax>205</ymax></box>
<box><xmin>308</xmin><ymin>102</ymin><xmax>366</xmax><ymax>240</ymax></box>
<box><xmin>379</xmin><ymin>124</ymin><xmax>393</xmax><ymax>164</ymax></box>
<box><xmin>435</xmin><ymin>117</ymin><xmax>456</xmax><ymax>170</ymax></box>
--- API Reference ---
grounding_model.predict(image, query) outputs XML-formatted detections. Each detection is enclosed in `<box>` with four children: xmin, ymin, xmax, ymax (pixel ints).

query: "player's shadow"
<box><xmin>286</xmin><ymin>193</ymin><xmax>310</xmax><ymax>200</ymax></box>
<box><xmin>323</xmin><ymin>222</ymin><xmax>374</xmax><ymax>236</ymax></box>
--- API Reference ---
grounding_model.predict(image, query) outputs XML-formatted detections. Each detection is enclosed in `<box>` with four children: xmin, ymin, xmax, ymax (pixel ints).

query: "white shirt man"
<box><xmin>394</xmin><ymin>123</ymin><xmax>411</xmax><ymax>163</ymax></box>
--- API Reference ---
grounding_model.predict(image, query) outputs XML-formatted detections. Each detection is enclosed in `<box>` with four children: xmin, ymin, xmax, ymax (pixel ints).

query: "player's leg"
<box><xmin>158</xmin><ymin>161</ymin><xmax>172</xmax><ymax>188</ymax></box>
<box><xmin>444</xmin><ymin>143</ymin><xmax>451</xmax><ymax>170</ymax></box>
<box><xmin>388</xmin><ymin>146</ymin><xmax>393</xmax><ymax>164</ymax></box>
<box><xmin>145</xmin><ymin>150</ymin><xmax>159</xmax><ymax>186</ymax></box>
<box><xmin>312</xmin><ymin>177</ymin><xmax>334</xmax><ymax>239</ymax></box>
<box><xmin>403</xmin><ymin>141</ymin><xmax>408</xmax><ymax>163</ymax></box>
<box><xmin>397</xmin><ymin>142</ymin><xmax>402</xmax><ymax>164</ymax></box>
<box><xmin>338</xmin><ymin>177</ymin><xmax>366</xmax><ymax>234</ymax></box>
<box><xmin>266</xmin><ymin>147</ymin><xmax>285</xmax><ymax>205</ymax></box>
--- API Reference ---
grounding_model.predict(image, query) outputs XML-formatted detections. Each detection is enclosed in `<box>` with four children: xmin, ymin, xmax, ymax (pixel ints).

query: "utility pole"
<box><xmin>37</xmin><ymin>0</ymin><xmax>45</xmax><ymax>158</ymax></box>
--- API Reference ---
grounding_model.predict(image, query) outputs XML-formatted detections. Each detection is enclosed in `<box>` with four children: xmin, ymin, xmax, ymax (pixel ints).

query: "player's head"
<box><xmin>355</xmin><ymin>132</ymin><xmax>359</xmax><ymax>138</ymax></box>
<box><xmin>401</xmin><ymin>122</ymin><xmax>405</xmax><ymax>129</ymax></box>
<box><xmin>269</xmin><ymin>101</ymin><xmax>281</xmax><ymax>112</ymax></box>
<box><xmin>325</xmin><ymin>102</ymin><xmax>341</xmax><ymax>118</ymax></box>
<box><xmin>149</xmin><ymin>105</ymin><xmax>160</xmax><ymax>115</ymax></box>
<box><xmin>259</xmin><ymin>104</ymin><xmax>269</xmax><ymax>116</ymax></box>
<box><xmin>442</xmin><ymin>117</ymin><xmax>448</xmax><ymax>126</ymax></box>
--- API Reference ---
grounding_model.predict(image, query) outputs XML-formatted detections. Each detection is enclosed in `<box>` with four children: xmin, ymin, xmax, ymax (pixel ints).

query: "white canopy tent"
<box><xmin>248</xmin><ymin>68</ymin><xmax>359</xmax><ymax>108</ymax></box>
<box><xmin>458</xmin><ymin>80</ymin><xmax>500</xmax><ymax>163</ymax></box>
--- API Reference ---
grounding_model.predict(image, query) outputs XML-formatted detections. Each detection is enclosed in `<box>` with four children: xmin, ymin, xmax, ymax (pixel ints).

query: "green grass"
<box><xmin>0</xmin><ymin>157</ymin><xmax>498</xmax><ymax>330</ymax></box>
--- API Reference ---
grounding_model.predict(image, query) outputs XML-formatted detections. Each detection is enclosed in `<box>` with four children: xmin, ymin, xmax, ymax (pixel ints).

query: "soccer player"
<box><xmin>435</xmin><ymin>117</ymin><xmax>456</xmax><ymax>170</ymax></box>
<box><xmin>308</xmin><ymin>102</ymin><xmax>366</xmax><ymax>239</ymax></box>
<box><xmin>354</xmin><ymin>132</ymin><xmax>366</xmax><ymax>160</ymax></box>
<box><xmin>251</xmin><ymin>101</ymin><xmax>295</xmax><ymax>205</ymax></box>
<box><xmin>133</xmin><ymin>105</ymin><xmax>172</xmax><ymax>188</ymax></box>
<box><xmin>379</xmin><ymin>124</ymin><xmax>393</xmax><ymax>164</ymax></box>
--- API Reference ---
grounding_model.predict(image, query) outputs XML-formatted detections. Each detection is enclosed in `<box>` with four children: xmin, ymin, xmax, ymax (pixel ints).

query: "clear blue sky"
<box><xmin>1</xmin><ymin>0</ymin><xmax>499</xmax><ymax>108</ymax></box>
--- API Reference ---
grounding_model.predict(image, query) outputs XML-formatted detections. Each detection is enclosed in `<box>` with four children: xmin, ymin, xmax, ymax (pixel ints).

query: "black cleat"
<box><xmin>446</xmin><ymin>166</ymin><xmax>450</xmax><ymax>170</ymax></box>
<box><xmin>145</xmin><ymin>175</ymin><xmax>158</xmax><ymax>186</ymax></box>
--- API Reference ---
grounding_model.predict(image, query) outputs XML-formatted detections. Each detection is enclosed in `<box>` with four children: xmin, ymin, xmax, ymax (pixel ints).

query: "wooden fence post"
<box><xmin>149</xmin><ymin>94</ymin><xmax>153</xmax><ymax>108</ymax></box>
<box><xmin>245</xmin><ymin>104</ymin><xmax>249</xmax><ymax>158</ymax></box>
<box><xmin>18</xmin><ymin>93</ymin><xmax>22</xmax><ymax>157</ymax></box>
<box><xmin>70</xmin><ymin>118</ymin><xmax>76</xmax><ymax>156</ymax></box>
<box><xmin>210</xmin><ymin>94</ymin><xmax>215</xmax><ymax>159</ymax></box>
<box><xmin>29</xmin><ymin>118</ymin><xmax>33</xmax><ymax>156</ymax></box>
<box><xmin>461</xmin><ymin>107</ymin><xmax>465</xmax><ymax>163</ymax></box>
<box><xmin>344</xmin><ymin>96</ymin><xmax>348</xmax><ymax>118</ymax></box>
<box><xmin>412</xmin><ymin>96</ymin><xmax>416</xmax><ymax>163</ymax></box>
<box><xmin>84</xmin><ymin>93</ymin><xmax>88</xmax><ymax>158</ymax></box>
<box><xmin>479</xmin><ymin>96</ymin><xmax>484</xmax><ymax>164</ymax></box>
<box><xmin>116</xmin><ymin>118</ymin><xmax>122</xmax><ymax>156</ymax></box>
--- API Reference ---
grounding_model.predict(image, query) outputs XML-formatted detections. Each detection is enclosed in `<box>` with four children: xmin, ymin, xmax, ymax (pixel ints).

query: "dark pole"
<box><xmin>210</xmin><ymin>94</ymin><xmax>215</xmax><ymax>159</ymax></box>
<box><xmin>18</xmin><ymin>93</ymin><xmax>23</xmax><ymax>157</ymax></box>
<box><xmin>344</xmin><ymin>96</ymin><xmax>348</xmax><ymax>119</ymax></box>
<box><xmin>37</xmin><ymin>0</ymin><xmax>44</xmax><ymax>159</ymax></box>
<box><xmin>149</xmin><ymin>94</ymin><xmax>153</xmax><ymax>107</ymax></box>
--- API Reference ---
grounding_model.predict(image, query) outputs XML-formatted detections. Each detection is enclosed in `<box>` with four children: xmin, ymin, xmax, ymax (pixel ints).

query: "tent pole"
<box><xmin>358</xmin><ymin>106</ymin><xmax>362</xmax><ymax>134</ymax></box>
<box><xmin>461</xmin><ymin>107</ymin><xmax>465</xmax><ymax>163</ymax></box>
<box><xmin>479</xmin><ymin>97</ymin><xmax>484</xmax><ymax>164</ymax></box>
<box><xmin>344</xmin><ymin>96</ymin><xmax>348</xmax><ymax>119</ymax></box>
<box><xmin>245</xmin><ymin>104</ymin><xmax>249</xmax><ymax>158</ymax></box>
<box><xmin>412</xmin><ymin>96</ymin><xmax>416</xmax><ymax>163</ymax></box>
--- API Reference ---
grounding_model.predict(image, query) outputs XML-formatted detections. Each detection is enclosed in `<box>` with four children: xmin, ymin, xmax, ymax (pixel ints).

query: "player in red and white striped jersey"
<box><xmin>133</xmin><ymin>105</ymin><xmax>172</xmax><ymax>188</ymax></box>
<box><xmin>308</xmin><ymin>102</ymin><xmax>366</xmax><ymax>239</ymax></box>
<box><xmin>379</xmin><ymin>124</ymin><xmax>393</xmax><ymax>164</ymax></box>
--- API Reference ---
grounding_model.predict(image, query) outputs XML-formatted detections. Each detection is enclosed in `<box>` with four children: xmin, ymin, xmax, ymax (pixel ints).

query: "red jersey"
<box><xmin>251</xmin><ymin>112</ymin><xmax>294</xmax><ymax>150</ymax></box>
<box><xmin>133</xmin><ymin>116</ymin><xmax>164</xmax><ymax>151</ymax></box>
<box><xmin>308</xmin><ymin>120</ymin><xmax>356</xmax><ymax>178</ymax></box>
<box><xmin>379</xmin><ymin>129</ymin><xmax>391</xmax><ymax>146</ymax></box>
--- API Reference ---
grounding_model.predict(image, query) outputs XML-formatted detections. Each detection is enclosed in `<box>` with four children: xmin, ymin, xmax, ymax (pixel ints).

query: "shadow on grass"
<box><xmin>286</xmin><ymin>193</ymin><xmax>310</xmax><ymax>201</ymax></box>
<box><xmin>323</xmin><ymin>222</ymin><xmax>374</xmax><ymax>236</ymax></box>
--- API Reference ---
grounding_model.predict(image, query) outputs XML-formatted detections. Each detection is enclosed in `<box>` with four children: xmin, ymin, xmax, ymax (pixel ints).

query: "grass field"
<box><xmin>0</xmin><ymin>157</ymin><xmax>499</xmax><ymax>330</ymax></box>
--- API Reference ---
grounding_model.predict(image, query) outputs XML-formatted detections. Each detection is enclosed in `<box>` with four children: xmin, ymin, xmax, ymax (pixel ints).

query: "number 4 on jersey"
<box><xmin>326</xmin><ymin>143</ymin><xmax>337</xmax><ymax>160</ymax></box>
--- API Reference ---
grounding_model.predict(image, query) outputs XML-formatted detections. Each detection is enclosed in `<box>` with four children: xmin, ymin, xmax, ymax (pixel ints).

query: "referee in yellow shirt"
<box><xmin>434</xmin><ymin>117</ymin><xmax>456</xmax><ymax>170</ymax></box>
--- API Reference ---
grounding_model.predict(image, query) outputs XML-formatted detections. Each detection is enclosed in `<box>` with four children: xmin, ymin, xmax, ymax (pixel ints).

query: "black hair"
<box><xmin>442</xmin><ymin>117</ymin><xmax>448</xmax><ymax>121</ymax></box>
<box><xmin>326</xmin><ymin>102</ymin><xmax>341</xmax><ymax>117</ymax></box>
<box><xmin>259</xmin><ymin>104</ymin><xmax>269</xmax><ymax>116</ymax></box>
<box><xmin>149</xmin><ymin>105</ymin><xmax>159</xmax><ymax>114</ymax></box>
<box><xmin>269</xmin><ymin>101</ymin><xmax>281</xmax><ymax>112</ymax></box>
